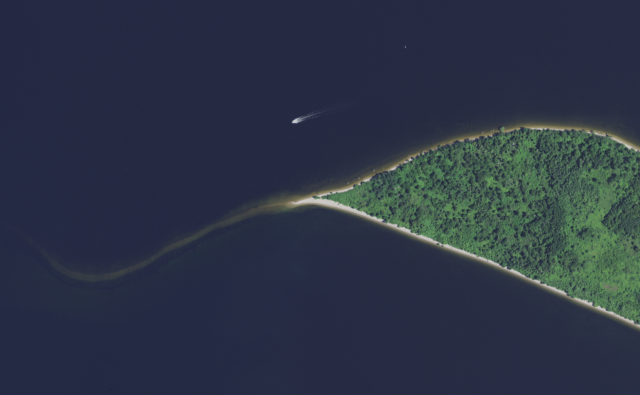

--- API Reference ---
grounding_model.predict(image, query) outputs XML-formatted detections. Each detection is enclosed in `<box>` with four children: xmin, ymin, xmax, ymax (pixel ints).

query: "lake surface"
<box><xmin>3</xmin><ymin>207</ymin><xmax>640</xmax><ymax>393</ymax></box>
<box><xmin>2</xmin><ymin>2</ymin><xmax>640</xmax><ymax>393</ymax></box>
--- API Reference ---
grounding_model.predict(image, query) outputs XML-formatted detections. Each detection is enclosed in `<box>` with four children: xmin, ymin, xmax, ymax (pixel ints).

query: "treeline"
<box><xmin>324</xmin><ymin>128</ymin><xmax>640</xmax><ymax>322</ymax></box>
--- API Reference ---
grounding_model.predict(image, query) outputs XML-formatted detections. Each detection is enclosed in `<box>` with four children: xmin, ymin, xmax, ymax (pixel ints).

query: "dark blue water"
<box><xmin>2</xmin><ymin>207</ymin><xmax>640</xmax><ymax>394</ymax></box>
<box><xmin>2</xmin><ymin>2</ymin><xmax>640</xmax><ymax>393</ymax></box>
<box><xmin>3</xmin><ymin>2</ymin><xmax>639</xmax><ymax>268</ymax></box>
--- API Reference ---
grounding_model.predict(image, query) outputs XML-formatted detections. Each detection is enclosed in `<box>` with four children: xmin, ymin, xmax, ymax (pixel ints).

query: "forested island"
<box><xmin>321</xmin><ymin>128</ymin><xmax>640</xmax><ymax>323</ymax></box>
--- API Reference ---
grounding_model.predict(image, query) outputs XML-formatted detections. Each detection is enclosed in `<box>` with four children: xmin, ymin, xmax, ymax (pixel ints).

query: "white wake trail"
<box><xmin>292</xmin><ymin>103</ymin><xmax>355</xmax><ymax>124</ymax></box>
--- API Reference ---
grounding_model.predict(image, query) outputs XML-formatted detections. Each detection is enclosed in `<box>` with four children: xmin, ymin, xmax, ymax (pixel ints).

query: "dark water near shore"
<box><xmin>3</xmin><ymin>2</ymin><xmax>640</xmax><ymax>393</ymax></box>
<box><xmin>3</xmin><ymin>4</ymin><xmax>640</xmax><ymax>270</ymax></box>
<box><xmin>3</xmin><ymin>207</ymin><xmax>640</xmax><ymax>393</ymax></box>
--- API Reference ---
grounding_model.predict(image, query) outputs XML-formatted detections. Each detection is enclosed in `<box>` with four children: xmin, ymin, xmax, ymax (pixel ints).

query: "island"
<box><xmin>307</xmin><ymin>127</ymin><xmax>640</xmax><ymax>325</ymax></box>
<box><xmin>25</xmin><ymin>125</ymin><xmax>640</xmax><ymax>328</ymax></box>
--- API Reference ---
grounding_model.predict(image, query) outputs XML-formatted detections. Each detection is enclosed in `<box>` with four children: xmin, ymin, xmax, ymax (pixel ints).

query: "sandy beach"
<box><xmin>292</xmin><ymin>197</ymin><xmax>640</xmax><ymax>330</ymax></box>
<box><xmin>293</xmin><ymin>126</ymin><xmax>640</xmax><ymax>330</ymax></box>
<box><xmin>30</xmin><ymin>124</ymin><xmax>640</xmax><ymax>328</ymax></box>
<box><xmin>525</xmin><ymin>125</ymin><xmax>640</xmax><ymax>152</ymax></box>
<box><xmin>316</xmin><ymin>125</ymin><xmax>640</xmax><ymax>199</ymax></box>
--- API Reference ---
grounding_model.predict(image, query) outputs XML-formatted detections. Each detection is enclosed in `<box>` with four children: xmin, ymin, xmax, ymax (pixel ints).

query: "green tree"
<box><xmin>322</xmin><ymin>128</ymin><xmax>640</xmax><ymax>323</ymax></box>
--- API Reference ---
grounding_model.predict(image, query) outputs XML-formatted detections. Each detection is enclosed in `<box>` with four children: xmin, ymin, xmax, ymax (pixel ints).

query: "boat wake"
<box><xmin>292</xmin><ymin>103</ymin><xmax>355</xmax><ymax>124</ymax></box>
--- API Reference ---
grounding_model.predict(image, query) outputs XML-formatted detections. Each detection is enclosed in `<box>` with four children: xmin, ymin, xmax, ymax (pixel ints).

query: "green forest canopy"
<box><xmin>322</xmin><ymin>128</ymin><xmax>640</xmax><ymax>323</ymax></box>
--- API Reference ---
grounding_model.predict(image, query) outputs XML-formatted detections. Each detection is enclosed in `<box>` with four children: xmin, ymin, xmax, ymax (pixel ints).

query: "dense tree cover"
<box><xmin>322</xmin><ymin>128</ymin><xmax>640</xmax><ymax>323</ymax></box>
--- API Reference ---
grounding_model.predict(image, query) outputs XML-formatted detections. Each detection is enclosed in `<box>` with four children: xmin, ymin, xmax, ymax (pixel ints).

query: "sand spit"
<box><xmin>28</xmin><ymin>124</ymin><xmax>640</xmax><ymax>306</ymax></box>
<box><xmin>27</xmin><ymin>203</ymin><xmax>287</xmax><ymax>283</ymax></box>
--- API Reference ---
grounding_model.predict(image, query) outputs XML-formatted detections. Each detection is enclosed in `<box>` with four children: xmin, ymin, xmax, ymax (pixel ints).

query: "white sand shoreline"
<box><xmin>291</xmin><ymin>198</ymin><xmax>640</xmax><ymax>329</ymax></box>
<box><xmin>293</xmin><ymin>126</ymin><xmax>640</xmax><ymax>330</ymax></box>
<box><xmin>314</xmin><ymin>125</ymin><xmax>640</xmax><ymax>199</ymax></box>
<box><xmin>525</xmin><ymin>125</ymin><xmax>640</xmax><ymax>152</ymax></box>
<box><xmin>33</xmin><ymin>123</ymin><xmax>640</xmax><ymax>328</ymax></box>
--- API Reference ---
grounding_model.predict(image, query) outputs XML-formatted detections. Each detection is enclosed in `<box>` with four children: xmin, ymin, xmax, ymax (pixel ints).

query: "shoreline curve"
<box><xmin>292</xmin><ymin>126</ymin><xmax>640</xmax><ymax>331</ymax></box>
<box><xmin>23</xmin><ymin>125</ymin><xmax>640</xmax><ymax>310</ymax></box>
